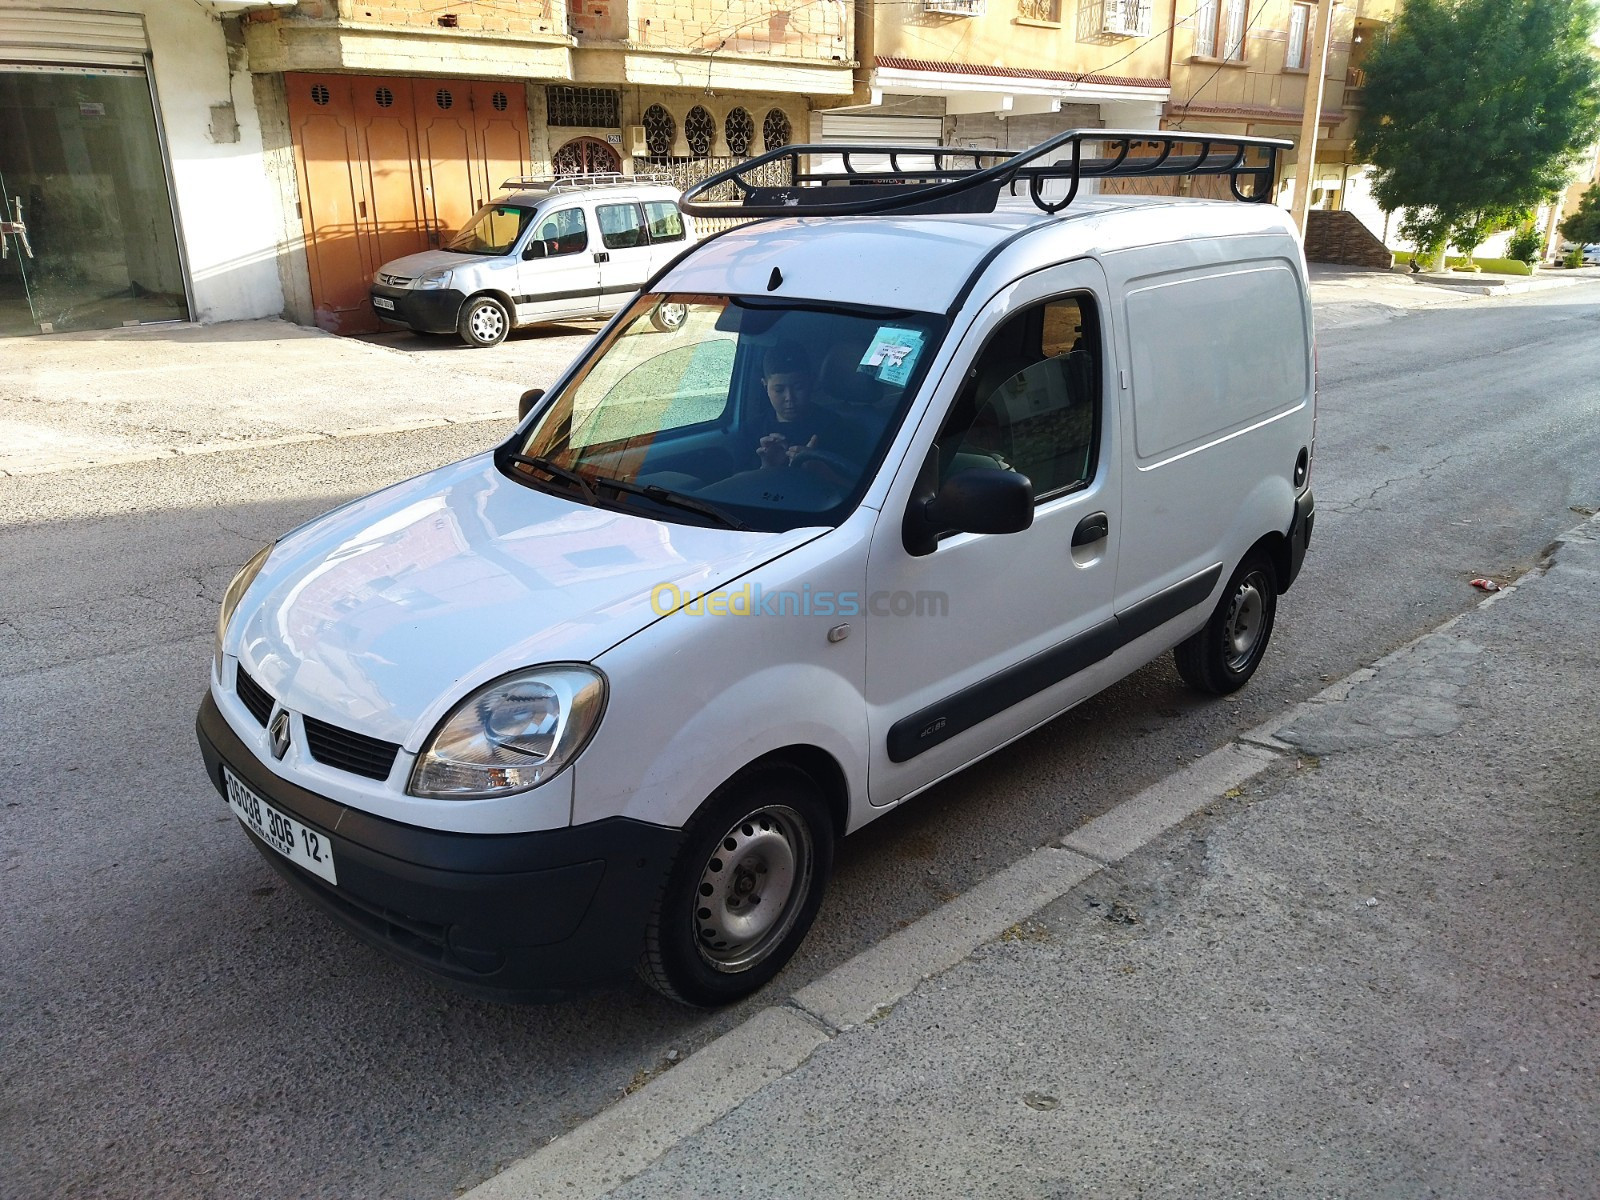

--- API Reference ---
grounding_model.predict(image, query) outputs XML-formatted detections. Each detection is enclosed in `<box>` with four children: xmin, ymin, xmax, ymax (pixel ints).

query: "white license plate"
<box><xmin>225</xmin><ymin>767</ymin><xmax>338</xmax><ymax>886</ymax></box>
<box><xmin>372</xmin><ymin>296</ymin><xmax>395</xmax><ymax>311</ymax></box>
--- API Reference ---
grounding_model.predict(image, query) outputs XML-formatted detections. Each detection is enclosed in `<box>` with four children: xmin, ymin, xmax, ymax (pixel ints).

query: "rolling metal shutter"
<box><xmin>817</xmin><ymin>114</ymin><xmax>944</xmax><ymax>146</ymax></box>
<box><xmin>0</xmin><ymin>8</ymin><xmax>148</xmax><ymax>69</ymax></box>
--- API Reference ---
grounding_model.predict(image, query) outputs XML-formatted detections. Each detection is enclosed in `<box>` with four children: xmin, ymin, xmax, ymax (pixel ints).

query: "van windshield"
<box><xmin>446</xmin><ymin>204</ymin><xmax>534</xmax><ymax>255</ymax></box>
<box><xmin>503</xmin><ymin>294</ymin><xmax>947</xmax><ymax>533</ymax></box>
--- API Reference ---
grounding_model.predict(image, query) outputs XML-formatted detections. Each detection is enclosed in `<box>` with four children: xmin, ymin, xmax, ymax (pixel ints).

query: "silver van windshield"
<box><xmin>445</xmin><ymin>204</ymin><xmax>535</xmax><ymax>256</ymax></box>
<box><xmin>506</xmin><ymin>293</ymin><xmax>947</xmax><ymax>533</ymax></box>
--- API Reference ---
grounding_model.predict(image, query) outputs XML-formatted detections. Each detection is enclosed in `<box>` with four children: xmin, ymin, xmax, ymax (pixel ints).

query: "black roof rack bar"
<box><xmin>679</xmin><ymin>129</ymin><xmax>1293</xmax><ymax>219</ymax></box>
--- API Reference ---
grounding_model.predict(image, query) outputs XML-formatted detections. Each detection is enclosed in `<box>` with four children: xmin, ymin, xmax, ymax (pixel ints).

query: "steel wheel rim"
<box><xmin>658</xmin><ymin>302</ymin><xmax>686</xmax><ymax>329</ymax></box>
<box><xmin>1223</xmin><ymin>570</ymin><xmax>1269</xmax><ymax>672</ymax></box>
<box><xmin>470</xmin><ymin>303</ymin><xmax>505</xmax><ymax>342</ymax></box>
<box><xmin>693</xmin><ymin>804</ymin><xmax>813</xmax><ymax>974</ymax></box>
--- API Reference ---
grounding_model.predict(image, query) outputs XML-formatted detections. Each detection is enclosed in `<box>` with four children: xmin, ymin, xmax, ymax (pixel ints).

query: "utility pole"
<box><xmin>1289</xmin><ymin>0</ymin><xmax>1337</xmax><ymax>237</ymax></box>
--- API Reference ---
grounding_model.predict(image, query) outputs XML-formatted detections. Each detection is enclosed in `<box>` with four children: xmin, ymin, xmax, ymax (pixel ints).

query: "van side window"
<box><xmin>597</xmin><ymin>203</ymin><xmax>646</xmax><ymax>250</ymax></box>
<box><xmin>938</xmin><ymin>295</ymin><xmax>1100</xmax><ymax>502</ymax></box>
<box><xmin>534</xmin><ymin>208</ymin><xmax>588</xmax><ymax>256</ymax></box>
<box><xmin>643</xmin><ymin>201</ymin><xmax>685</xmax><ymax>243</ymax></box>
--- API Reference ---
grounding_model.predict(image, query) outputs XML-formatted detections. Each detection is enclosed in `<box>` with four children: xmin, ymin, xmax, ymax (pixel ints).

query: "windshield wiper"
<box><xmin>590</xmin><ymin>474</ymin><xmax>748</xmax><ymax>531</ymax></box>
<box><xmin>504</xmin><ymin>452</ymin><xmax>597</xmax><ymax>503</ymax></box>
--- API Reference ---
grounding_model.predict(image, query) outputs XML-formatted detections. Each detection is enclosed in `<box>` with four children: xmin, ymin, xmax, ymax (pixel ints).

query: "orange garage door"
<box><xmin>287</xmin><ymin>74</ymin><xmax>529</xmax><ymax>334</ymax></box>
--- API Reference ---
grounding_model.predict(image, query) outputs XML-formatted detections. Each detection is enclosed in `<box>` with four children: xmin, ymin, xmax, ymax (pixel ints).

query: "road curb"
<box><xmin>457</xmin><ymin>511</ymin><xmax>1599</xmax><ymax>1200</ymax></box>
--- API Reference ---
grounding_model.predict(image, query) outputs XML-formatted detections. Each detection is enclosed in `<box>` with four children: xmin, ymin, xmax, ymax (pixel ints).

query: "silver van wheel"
<box><xmin>638</xmin><ymin>764</ymin><xmax>833</xmax><ymax>1007</ymax></box>
<box><xmin>650</xmin><ymin>301</ymin><xmax>687</xmax><ymax>332</ymax></box>
<box><xmin>1174</xmin><ymin>551</ymin><xmax>1277</xmax><ymax>695</ymax></box>
<box><xmin>457</xmin><ymin>296</ymin><xmax>510</xmax><ymax>347</ymax></box>
<box><xmin>693</xmin><ymin>805</ymin><xmax>813</xmax><ymax>973</ymax></box>
<box><xmin>1223</xmin><ymin>568</ymin><xmax>1270</xmax><ymax>672</ymax></box>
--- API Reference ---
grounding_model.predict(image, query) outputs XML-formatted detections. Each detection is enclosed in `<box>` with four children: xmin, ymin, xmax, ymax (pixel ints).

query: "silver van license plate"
<box><xmin>225</xmin><ymin>767</ymin><xmax>338</xmax><ymax>885</ymax></box>
<box><xmin>372</xmin><ymin>296</ymin><xmax>395</xmax><ymax>311</ymax></box>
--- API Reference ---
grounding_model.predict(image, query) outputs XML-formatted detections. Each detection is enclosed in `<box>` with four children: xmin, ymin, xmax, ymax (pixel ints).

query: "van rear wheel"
<box><xmin>1175</xmin><ymin>552</ymin><xmax>1277</xmax><ymax>695</ymax></box>
<box><xmin>638</xmin><ymin>764</ymin><xmax>833</xmax><ymax>1007</ymax></box>
<box><xmin>457</xmin><ymin>295</ymin><xmax>510</xmax><ymax>347</ymax></box>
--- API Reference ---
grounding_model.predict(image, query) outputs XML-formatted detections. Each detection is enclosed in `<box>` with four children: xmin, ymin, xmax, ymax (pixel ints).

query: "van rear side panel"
<box><xmin>1108</xmin><ymin>238</ymin><xmax>1314</xmax><ymax>617</ymax></box>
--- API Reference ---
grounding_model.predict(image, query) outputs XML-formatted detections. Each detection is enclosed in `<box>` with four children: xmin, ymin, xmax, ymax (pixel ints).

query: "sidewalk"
<box><xmin>4</xmin><ymin>262</ymin><xmax>1590</xmax><ymax>478</ymax></box>
<box><xmin>1306</xmin><ymin>260</ymin><xmax>1593</xmax><ymax>330</ymax></box>
<box><xmin>0</xmin><ymin>316</ymin><xmax>597</xmax><ymax>477</ymax></box>
<box><xmin>469</xmin><ymin>513</ymin><xmax>1600</xmax><ymax>1200</ymax></box>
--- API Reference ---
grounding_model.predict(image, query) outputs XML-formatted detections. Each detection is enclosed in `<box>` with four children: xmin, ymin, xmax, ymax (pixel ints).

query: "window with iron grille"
<box><xmin>685</xmin><ymin>105</ymin><xmax>715</xmax><ymax>157</ymax></box>
<box><xmin>1017</xmin><ymin>0</ymin><xmax>1060</xmax><ymax>22</ymax></box>
<box><xmin>1193</xmin><ymin>0</ymin><xmax>1248</xmax><ymax>61</ymax></box>
<box><xmin>762</xmin><ymin>109</ymin><xmax>792</xmax><ymax>151</ymax></box>
<box><xmin>546</xmin><ymin>86</ymin><xmax>622</xmax><ymax>128</ymax></box>
<box><xmin>725</xmin><ymin>107</ymin><xmax>755</xmax><ymax>156</ymax></box>
<box><xmin>643</xmin><ymin>104</ymin><xmax>676</xmax><ymax>156</ymax></box>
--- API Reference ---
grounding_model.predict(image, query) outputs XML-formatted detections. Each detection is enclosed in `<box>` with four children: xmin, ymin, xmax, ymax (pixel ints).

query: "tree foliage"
<box><xmin>1356</xmin><ymin>0</ymin><xmax>1600</xmax><ymax>234</ymax></box>
<box><xmin>1560</xmin><ymin>182</ymin><xmax>1600</xmax><ymax>243</ymax></box>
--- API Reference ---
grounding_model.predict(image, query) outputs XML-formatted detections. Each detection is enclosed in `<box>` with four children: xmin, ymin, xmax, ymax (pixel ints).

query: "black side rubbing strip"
<box><xmin>886</xmin><ymin>619</ymin><xmax>1119</xmax><ymax>763</ymax></box>
<box><xmin>1114</xmin><ymin>562</ymin><xmax>1222</xmax><ymax>645</ymax></box>
<box><xmin>885</xmin><ymin>563</ymin><xmax>1225</xmax><ymax>763</ymax></box>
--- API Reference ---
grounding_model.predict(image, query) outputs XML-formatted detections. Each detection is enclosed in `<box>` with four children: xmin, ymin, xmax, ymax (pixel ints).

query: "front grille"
<box><xmin>302</xmin><ymin>715</ymin><xmax>401</xmax><ymax>782</ymax></box>
<box><xmin>378</xmin><ymin>273</ymin><xmax>411</xmax><ymax>287</ymax></box>
<box><xmin>235</xmin><ymin>665</ymin><xmax>274</xmax><ymax>726</ymax></box>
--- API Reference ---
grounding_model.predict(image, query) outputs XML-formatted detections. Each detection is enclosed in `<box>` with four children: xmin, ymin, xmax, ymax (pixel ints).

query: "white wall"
<box><xmin>39</xmin><ymin>0</ymin><xmax>287</xmax><ymax>322</ymax></box>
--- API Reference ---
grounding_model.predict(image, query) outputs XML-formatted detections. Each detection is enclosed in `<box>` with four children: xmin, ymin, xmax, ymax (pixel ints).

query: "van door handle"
<box><xmin>1072</xmin><ymin>512</ymin><xmax>1109</xmax><ymax>547</ymax></box>
<box><xmin>594</xmin><ymin>251</ymin><xmax>609</xmax><ymax>263</ymax></box>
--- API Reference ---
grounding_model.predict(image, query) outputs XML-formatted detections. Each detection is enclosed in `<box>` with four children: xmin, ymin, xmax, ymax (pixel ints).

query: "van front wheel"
<box><xmin>639</xmin><ymin>764</ymin><xmax>833</xmax><ymax>1007</ymax></box>
<box><xmin>457</xmin><ymin>295</ymin><xmax>510</xmax><ymax>347</ymax></box>
<box><xmin>1175</xmin><ymin>552</ymin><xmax>1277</xmax><ymax>695</ymax></box>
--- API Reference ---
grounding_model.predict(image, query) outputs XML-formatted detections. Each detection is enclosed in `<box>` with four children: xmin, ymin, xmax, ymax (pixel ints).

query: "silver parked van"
<box><xmin>202</xmin><ymin>132</ymin><xmax>1316</xmax><ymax>1006</ymax></box>
<box><xmin>368</xmin><ymin>175</ymin><xmax>696</xmax><ymax>347</ymax></box>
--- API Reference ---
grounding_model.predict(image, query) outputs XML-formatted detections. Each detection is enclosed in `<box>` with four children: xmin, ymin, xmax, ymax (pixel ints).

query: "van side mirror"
<box><xmin>518</xmin><ymin>388</ymin><xmax>545</xmax><ymax>420</ymax></box>
<box><xmin>903</xmin><ymin>466</ymin><xmax>1033</xmax><ymax>557</ymax></box>
<box><xmin>522</xmin><ymin>240</ymin><xmax>549</xmax><ymax>261</ymax></box>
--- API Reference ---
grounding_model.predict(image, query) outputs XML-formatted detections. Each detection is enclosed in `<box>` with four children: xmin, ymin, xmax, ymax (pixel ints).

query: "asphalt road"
<box><xmin>2</xmin><ymin>283</ymin><xmax>1598</xmax><ymax>1199</ymax></box>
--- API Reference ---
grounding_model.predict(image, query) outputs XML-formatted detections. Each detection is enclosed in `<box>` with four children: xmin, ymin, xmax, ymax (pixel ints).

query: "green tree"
<box><xmin>1356</xmin><ymin>0</ymin><xmax>1600</xmax><ymax>268</ymax></box>
<box><xmin>1560</xmin><ymin>182</ymin><xmax>1600</xmax><ymax>244</ymax></box>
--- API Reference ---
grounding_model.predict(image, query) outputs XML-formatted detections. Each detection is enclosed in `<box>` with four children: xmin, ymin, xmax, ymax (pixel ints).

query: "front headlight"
<box><xmin>414</xmin><ymin>268</ymin><xmax>454</xmax><ymax>290</ymax></box>
<box><xmin>409</xmin><ymin>666</ymin><xmax>606</xmax><ymax>799</ymax></box>
<box><xmin>214</xmin><ymin>542</ymin><xmax>275</xmax><ymax>675</ymax></box>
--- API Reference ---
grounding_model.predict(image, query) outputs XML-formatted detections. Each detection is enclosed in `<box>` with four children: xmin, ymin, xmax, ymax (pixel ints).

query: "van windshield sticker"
<box><xmin>860</xmin><ymin>327</ymin><xmax>925</xmax><ymax>387</ymax></box>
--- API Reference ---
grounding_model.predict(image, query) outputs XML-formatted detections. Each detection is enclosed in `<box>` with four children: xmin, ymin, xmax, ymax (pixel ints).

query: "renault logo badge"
<box><xmin>268</xmin><ymin>710</ymin><xmax>292</xmax><ymax>760</ymax></box>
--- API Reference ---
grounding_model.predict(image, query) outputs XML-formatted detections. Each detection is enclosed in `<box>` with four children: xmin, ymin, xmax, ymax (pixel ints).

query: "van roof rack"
<box><xmin>679</xmin><ymin>129</ymin><xmax>1291</xmax><ymax>219</ymax></box>
<box><xmin>500</xmin><ymin>171</ymin><xmax>674</xmax><ymax>193</ymax></box>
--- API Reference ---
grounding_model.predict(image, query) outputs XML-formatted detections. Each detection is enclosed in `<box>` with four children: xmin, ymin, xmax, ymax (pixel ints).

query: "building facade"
<box><xmin>0</xmin><ymin>0</ymin><xmax>290</xmax><ymax>336</ymax></box>
<box><xmin>0</xmin><ymin>0</ymin><xmax>852</xmax><ymax>337</ymax></box>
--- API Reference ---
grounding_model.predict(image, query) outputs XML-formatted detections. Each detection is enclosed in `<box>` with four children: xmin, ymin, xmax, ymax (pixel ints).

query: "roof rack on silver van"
<box><xmin>678</xmin><ymin>129</ymin><xmax>1292</xmax><ymax>219</ymax></box>
<box><xmin>500</xmin><ymin>171</ymin><xmax>675</xmax><ymax>192</ymax></box>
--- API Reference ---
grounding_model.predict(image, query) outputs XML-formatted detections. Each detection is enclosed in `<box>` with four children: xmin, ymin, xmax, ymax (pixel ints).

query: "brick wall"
<box><xmin>330</xmin><ymin>0</ymin><xmax>559</xmax><ymax>36</ymax></box>
<box><xmin>631</xmin><ymin>0</ymin><xmax>850</xmax><ymax>62</ymax></box>
<box><xmin>1304</xmin><ymin>208</ymin><xmax>1394</xmax><ymax>269</ymax></box>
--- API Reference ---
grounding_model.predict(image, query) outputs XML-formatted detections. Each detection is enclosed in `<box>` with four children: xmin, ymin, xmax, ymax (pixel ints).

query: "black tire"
<box><xmin>1174</xmin><ymin>551</ymin><xmax>1278</xmax><ymax>695</ymax></box>
<box><xmin>638</xmin><ymin>763</ymin><xmax>834</xmax><ymax>1007</ymax></box>
<box><xmin>649</xmin><ymin>300</ymin><xmax>688</xmax><ymax>332</ymax></box>
<box><xmin>457</xmin><ymin>295</ymin><xmax>510</xmax><ymax>347</ymax></box>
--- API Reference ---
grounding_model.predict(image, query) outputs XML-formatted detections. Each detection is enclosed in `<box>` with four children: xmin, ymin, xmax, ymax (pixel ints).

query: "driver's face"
<box><xmin>764</xmin><ymin>372</ymin><xmax>811</xmax><ymax>422</ymax></box>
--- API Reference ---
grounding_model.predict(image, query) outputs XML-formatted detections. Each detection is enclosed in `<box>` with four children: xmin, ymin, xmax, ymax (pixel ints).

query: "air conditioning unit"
<box><xmin>921</xmin><ymin>0</ymin><xmax>985</xmax><ymax>15</ymax></box>
<box><xmin>627</xmin><ymin>125</ymin><xmax>648</xmax><ymax>156</ymax></box>
<box><xmin>1101</xmin><ymin>0</ymin><xmax>1150</xmax><ymax>36</ymax></box>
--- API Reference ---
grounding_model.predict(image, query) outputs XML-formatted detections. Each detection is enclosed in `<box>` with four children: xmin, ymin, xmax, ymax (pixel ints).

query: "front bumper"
<box><xmin>368</xmin><ymin>284</ymin><xmax>466</xmax><ymax>335</ymax></box>
<box><xmin>196</xmin><ymin>692</ymin><xmax>680</xmax><ymax>1000</ymax></box>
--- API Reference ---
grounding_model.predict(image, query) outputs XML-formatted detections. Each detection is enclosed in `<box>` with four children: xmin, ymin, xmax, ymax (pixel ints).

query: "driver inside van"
<box><xmin>753</xmin><ymin>342</ymin><xmax>865</xmax><ymax>486</ymax></box>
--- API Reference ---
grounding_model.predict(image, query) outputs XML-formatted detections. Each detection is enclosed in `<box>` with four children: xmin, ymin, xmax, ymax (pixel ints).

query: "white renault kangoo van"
<box><xmin>368</xmin><ymin>175</ymin><xmax>695</xmax><ymax>347</ymax></box>
<box><xmin>201</xmin><ymin>133</ymin><xmax>1316</xmax><ymax>1007</ymax></box>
